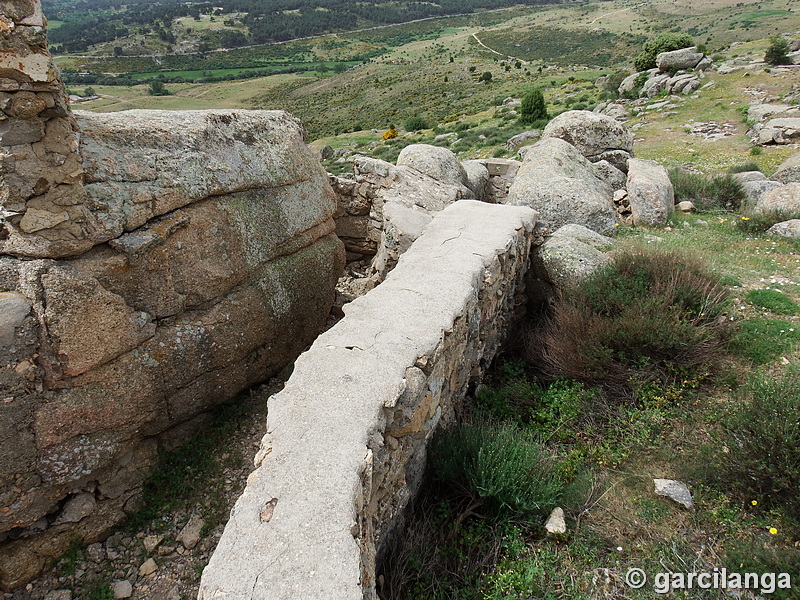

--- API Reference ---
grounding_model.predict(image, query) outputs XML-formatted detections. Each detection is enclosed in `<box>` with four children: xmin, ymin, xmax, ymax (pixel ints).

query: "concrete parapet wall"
<box><xmin>199</xmin><ymin>200</ymin><xmax>538</xmax><ymax>600</ymax></box>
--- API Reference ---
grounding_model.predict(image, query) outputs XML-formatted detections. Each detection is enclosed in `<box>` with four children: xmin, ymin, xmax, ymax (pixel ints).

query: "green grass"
<box><xmin>730</xmin><ymin>318</ymin><xmax>800</xmax><ymax>364</ymax></box>
<box><xmin>746</xmin><ymin>289</ymin><xmax>800</xmax><ymax>315</ymax></box>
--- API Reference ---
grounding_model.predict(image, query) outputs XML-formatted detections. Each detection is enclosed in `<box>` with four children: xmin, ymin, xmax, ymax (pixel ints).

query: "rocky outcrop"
<box><xmin>506</xmin><ymin>130</ymin><xmax>541</xmax><ymax>153</ymax></box>
<box><xmin>752</xmin><ymin>118</ymin><xmax>800</xmax><ymax>145</ymax></box>
<box><xmin>505</xmin><ymin>137</ymin><xmax>616</xmax><ymax>236</ymax></box>
<box><xmin>772</xmin><ymin>150</ymin><xmax>800</xmax><ymax>184</ymax></box>
<box><xmin>199</xmin><ymin>201</ymin><xmax>538</xmax><ymax>600</ymax></box>
<box><xmin>626</xmin><ymin>158</ymin><xmax>675</xmax><ymax>227</ymax></box>
<box><xmin>541</xmin><ymin>110</ymin><xmax>634</xmax><ymax>172</ymax></box>
<box><xmin>0</xmin><ymin>109</ymin><xmax>344</xmax><ymax>589</ymax></box>
<box><xmin>592</xmin><ymin>160</ymin><xmax>627</xmax><ymax>191</ymax></box>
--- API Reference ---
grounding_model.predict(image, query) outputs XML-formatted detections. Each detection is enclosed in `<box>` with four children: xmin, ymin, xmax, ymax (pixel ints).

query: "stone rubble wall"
<box><xmin>0</xmin><ymin>0</ymin><xmax>89</xmax><ymax>259</ymax></box>
<box><xmin>198</xmin><ymin>200</ymin><xmax>538</xmax><ymax>600</ymax></box>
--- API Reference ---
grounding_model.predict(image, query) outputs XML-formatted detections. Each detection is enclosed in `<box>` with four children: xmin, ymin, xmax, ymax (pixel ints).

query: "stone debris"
<box><xmin>138</xmin><ymin>559</ymin><xmax>158</xmax><ymax>577</ymax></box>
<box><xmin>176</xmin><ymin>515</ymin><xmax>205</xmax><ymax>551</ymax></box>
<box><xmin>685</xmin><ymin>121</ymin><xmax>738</xmax><ymax>141</ymax></box>
<box><xmin>653</xmin><ymin>478</ymin><xmax>694</xmax><ymax>510</ymax></box>
<box><xmin>111</xmin><ymin>580</ymin><xmax>133</xmax><ymax>599</ymax></box>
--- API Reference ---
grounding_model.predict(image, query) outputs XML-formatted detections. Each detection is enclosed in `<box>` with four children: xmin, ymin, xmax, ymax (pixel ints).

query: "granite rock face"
<box><xmin>626</xmin><ymin>158</ymin><xmax>675</xmax><ymax>227</ymax></box>
<box><xmin>0</xmin><ymin>108</ymin><xmax>344</xmax><ymax>589</ymax></box>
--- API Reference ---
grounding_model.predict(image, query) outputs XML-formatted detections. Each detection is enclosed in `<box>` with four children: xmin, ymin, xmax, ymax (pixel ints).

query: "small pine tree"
<box><xmin>480</xmin><ymin>71</ymin><xmax>493</xmax><ymax>83</ymax></box>
<box><xmin>765</xmin><ymin>37</ymin><xmax>791</xmax><ymax>66</ymax></box>
<box><xmin>519</xmin><ymin>89</ymin><xmax>548</xmax><ymax>124</ymax></box>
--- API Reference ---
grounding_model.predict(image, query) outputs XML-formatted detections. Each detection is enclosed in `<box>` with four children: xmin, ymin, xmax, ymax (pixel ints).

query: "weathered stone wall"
<box><xmin>0</xmin><ymin>5</ymin><xmax>345</xmax><ymax>584</ymax></box>
<box><xmin>199</xmin><ymin>200</ymin><xmax>538</xmax><ymax>600</ymax></box>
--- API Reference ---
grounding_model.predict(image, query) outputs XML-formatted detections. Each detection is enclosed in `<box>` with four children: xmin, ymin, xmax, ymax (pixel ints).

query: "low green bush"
<box><xmin>737</xmin><ymin>208</ymin><xmax>800</xmax><ymax>234</ymax></box>
<box><xmin>404</xmin><ymin>116</ymin><xmax>428</xmax><ymax>132</ymax></box>
<box><xmin>746</xmin><ymin>288</ymin><xmax>800</xmax><ymax>315</ymax></box>
<box><xmin>669</xmin><ymin>169</ymin><xmax>745</xmax><ymax>211</ymax></box>
<box><xmin>634</xmin><ymin>33</ymin><xmax>694</xmax><ymax>72</ymax></box>
<box><xmin>531</xmin><ymin>249</ymin><xmax>729</xmax><ymax>398</ymax></box>
<box><xmin>430</xmin><ymin>420</ymin><xmax>564</xmax><ymax>520</ymax></box>
<box><xmin>721</xmin><ymin>370</ymin><xmax>800</xmax><ymax>518</ymax></box>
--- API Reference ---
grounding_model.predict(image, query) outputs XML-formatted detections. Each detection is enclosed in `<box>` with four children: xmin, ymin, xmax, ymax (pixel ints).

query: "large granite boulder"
<box><xmin>461</xmin><ymin>159</ymin><xmax>491</xmax><ymax>202</ymax></box>
<box><xmin>753</xmin><ymin>183</ymin><xmax>800</xmax><ymax>218</ymax></box>
<box><xmin>533</xmin><ymin>224</ymin><xmax>613</xmax><ymax>292</ymax></box>
<box><xmin>656</xmin><ymin>47</ymin><xmax>704</xmax><ymax>72</ymax></box>
<box><xmin>541</xmin><ymin>110</ymin><xmax>634</xmax><ymax>172</ymax></box>
<box><xmin>773</xmin><ymin>151</ymin><xmax>800</xmax><ymax>184</ymax></box>
<box><xmin>0</xmin><ymin>110</ymin><xmax>344</xmax><ymax>589</ymax></box>
<box><xmin>396</xmin><ymin>144</ymin><xmax>470</xmax><ymax>193</ymax></box>
<box><xmin>626</xmin><ymin>158</ymin><xmax>675</xmax><ymax>227</ymax></box>
<box><xmin>505</xmin><ymin>137</ymin><xmax>616</xmax><ymax>236</ymax></box>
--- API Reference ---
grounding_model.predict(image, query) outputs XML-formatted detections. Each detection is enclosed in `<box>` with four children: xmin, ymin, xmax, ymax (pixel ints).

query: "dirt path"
<box><xmin>471</xmin><ymin>32</ymin><xmax>529</xmax><ymax>64</ymax></box>
<box><xmin>588</xmin><ymin>2</ymin><xmax>645</xmax><ymax>25</ymax></box>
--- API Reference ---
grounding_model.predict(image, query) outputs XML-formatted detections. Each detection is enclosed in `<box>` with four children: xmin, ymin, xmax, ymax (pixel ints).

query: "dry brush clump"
<box><xmin>528</xmin><ymin>248</ymin><xmax>730</xmax><ymax>401</ymax></box>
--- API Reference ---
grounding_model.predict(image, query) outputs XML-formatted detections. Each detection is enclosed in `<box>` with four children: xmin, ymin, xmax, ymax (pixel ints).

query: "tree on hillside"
<box><xmin>633</xmin><ymin>33</ymin><xmax>694</xmax><ymax>72</ymax></box>
<box><xmin>519</xmin><ymin>88</ymin><xmax>547</xmax><ymax>124</ymax></box>
<box><xmin>480</xmin><ymin>71</ymin><xmax>493</xmax><ymax>83</ymax></box>
<box><xmin>148</xmin><ymin>80</ymin><xmax>171</xmax><ymax>96</ymax></box>
<box><xmin>765</xmin><ymin>37</ymin><xmax>791</xmax><ymax>66</ymax></box>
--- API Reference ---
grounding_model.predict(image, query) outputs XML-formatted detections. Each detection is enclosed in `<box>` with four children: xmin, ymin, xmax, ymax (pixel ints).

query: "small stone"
<box><xmin>544</xmin><ymin>507</ymin><xmax>567</xmax><ymax>535</ymax></box>
<box><xmin>142</xmin><ymin>535</ymin><xmax>163</xmax><ymax>554</ymax></box>
<box><xmin>676</xmin><ymin>200</ymin><xmax>695</xmax><ymax>211</ymax></box>
<box><xmin>653</xmin><ymin>478</ymin><xmax>694</xmax><ymax>509</ymax></box>
<box><xmin>53</xmin><ymin>493</ymin><xmax>96</xmax><ymax>525</ymax></box>
<box><xmin>157</xmin><ymin>545</ymin><xmax>176</xmax><ymax>556</ymax></box>
<box><xmin>138</xmin><ymin>558</ymin><xmax>158</xmax><ymax>577</ymax></box>
<box><xmin>112</xmin><ymin>580</ymin><xmax>132</xmax><ymax>599</ymax></box>
<box><xmin>44</xmin><ymin>591</ymin><xmax>72</xmax><ymax>600</ymax></box>
<box><xmin>176</xmin><ymin>514</ymin><xmax>204</xmax><ymax>550</ymax></box>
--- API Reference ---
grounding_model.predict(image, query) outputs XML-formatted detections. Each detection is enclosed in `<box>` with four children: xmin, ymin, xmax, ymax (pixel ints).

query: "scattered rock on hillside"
<box><xmin>533</xmin><ymin>223</ymin><xmax>613</xmax><ymax>292</ymax></box>
<box><xmin>505</xmin><ymin>137</ymin><xmax>616</xmax><ymax>236</ymax></box>
<box><xmin>541</xmin><ymin>110</ymin><xmax>634</xmax><ymax>173</ymax></box>
<box><xmin>396</xmin><ymin>144</ymin><xmax>470</xmax><ymax>193</ymax></box>
<box><xmin>753</xmin><ymin>183</ymin><xmax>800</xmax><ymax>217</ymax></box>
<box><xmin>656</xmin><ymin>47</ymin><xmax>704</xmax><ymax>72</ymax></box>
<box><xmin>686</xmin><ymin>121</ymin><xmax>738</xmax><ymax>141</ymax></box>
<box><xmin>653</xmin><ymin>479</ymin><xmax>694</xmax><ymax>510</ymax></box>
<box><xmin>767</xmin><ymin>219</ymin><xmax>800</xmax><ymax>239</ymax></box>
<box><xmin>595</xmin><ymin>101</ymin><xmax>630</xmax><ymax>122</ymax></box>
<box><xmin>626</xmin><ymin>158</ymin><xmax>674</xmax><ymax>227</ymax></box>
<box><xmin>544</xmin><ymin>507</ymin><xmax>567</xmax><ymax>535</ymax></box>
<box><xmin>773</xmin><ymin>150</ymin><xmax>800</xmax><ymax>184</ymax></box>
<box><xmin>676</xmin><ymin>201</ymin><xmax>695</xmax><ymax>212</ymax></box>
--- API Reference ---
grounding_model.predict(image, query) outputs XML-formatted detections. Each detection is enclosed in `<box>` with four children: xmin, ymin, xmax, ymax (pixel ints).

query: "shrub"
<box><xmin>729</xmin><ymin>162</ymin><xmax>762</xmax><ymax>174</ymax></box>
<box><xmin>721</xmin><ymin>370</ymin><xmax>800</xmax><ymax>517</ymax></box>
<box><xmin>148</xmin><ymin>80</ymin><xmax>170</xmax><ymax>96</ymax></box>
<box><xmin>634</xmin><ymin>33</ymin><xmax>694</xmax><ymax>72</ymax></box>
<box><xmin>531</xmin><ymin>249</ymin><xmax>729</xmax><ymax>397</ymax></box>
<box><xmin>519</xmin><ymin>88</ymin><xmax>548</xmax><ymax>124</ymax></box>
<box><xmin>746</xmin><ymin>289</ymin><xmax>800</xmax><ymax>315</ymax></box>
<box><xmin>669</xmin><ymin>169</ymin><xmax>745</xmax><ymax>211</ymax></box>
<box><xmin>382</xmin><ymin>127</ymin><xmax>398</xmax><ymax>140</ymax></box>
<box><xmin>430</xmin><ymin>420</ymin><xmax>564</xmax><ymax>520</ymax></box>
<box><xmin>765</xmin><ymin>36</ymin><xmax>791</xmax><ymax>66</ymax></box>
<box><xmin>404</xmin><ymin>116</ymin><xmax>428</xmax><ymax>132</ymax></box>
<box><xmin>480</xmin><ymin>71</ymin><xmax>493</xmax><ymax>83</ymax></box>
